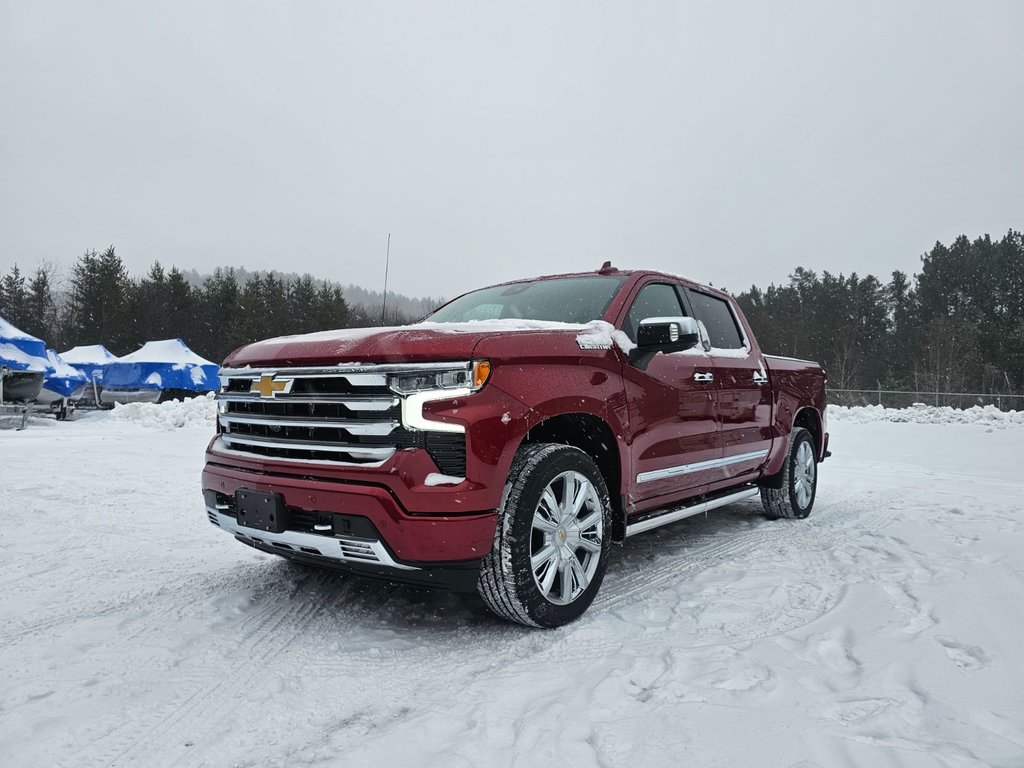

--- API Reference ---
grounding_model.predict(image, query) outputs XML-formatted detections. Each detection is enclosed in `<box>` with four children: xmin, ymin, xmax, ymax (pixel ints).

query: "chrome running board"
<box><xmin>625</xmin><ymin>487</ymin><xmax>759</xmax><ymax>537</ymax></box>
<box><xmin>206</xmin><ymin>507</ymin><xmax>419</xmax><ymax>571</ymax></box>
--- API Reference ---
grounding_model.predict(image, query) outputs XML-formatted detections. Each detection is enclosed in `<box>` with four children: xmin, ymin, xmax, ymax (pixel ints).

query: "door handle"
<box><xmin>694</xmin><ymin>372</ymin><xmax>714</xmax><ymax>382</ymax></box>
<box><xmin>753</xmin><ymin>372</ymin><xmax>768</xmax><ymax>385</ymax></box>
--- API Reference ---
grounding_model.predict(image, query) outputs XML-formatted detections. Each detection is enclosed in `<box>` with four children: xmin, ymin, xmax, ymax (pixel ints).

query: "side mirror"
<box><xmin>630</xmin><ymin>316</ymin><xmax>700</xmax><ymax>368</ymax></box>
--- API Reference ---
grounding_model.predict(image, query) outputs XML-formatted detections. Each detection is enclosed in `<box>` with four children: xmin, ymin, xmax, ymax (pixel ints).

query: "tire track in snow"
<box><xmin>97</xmin><ymin>568</ymin><xmax>342</xmax><ymax>768</ymax></box>
<box><xmin>579</xmin><ymin>484</ymin><xmax>919</xmax><ymax>652</ymax></box>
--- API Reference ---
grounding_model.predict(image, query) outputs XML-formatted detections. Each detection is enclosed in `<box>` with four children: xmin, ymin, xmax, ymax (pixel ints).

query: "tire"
<box><xmin>761</xmin><ymin>427</ymin><xmax>818</xmax><ymax>520</ymax></box>
<box><xmin>477</xmin><ymin>443</ymin><xmax>612</xmax><ymax>628</ymax></box>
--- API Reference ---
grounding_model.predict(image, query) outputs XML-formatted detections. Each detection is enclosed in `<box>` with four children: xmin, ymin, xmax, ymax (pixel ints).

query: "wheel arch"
<box><xmin>793</xmin><ymin>406</ymin><xmax>824</xmax><ymax>460</ymax></box>
<box><xmin>759</xmin><ymin>406</ymin><xmax>824</xmax><ymax>489</ymax></box>
<box><xmin>518</xmin><ymin>411</ymin><xmax>627</xmax><ymax>542</ymax></box>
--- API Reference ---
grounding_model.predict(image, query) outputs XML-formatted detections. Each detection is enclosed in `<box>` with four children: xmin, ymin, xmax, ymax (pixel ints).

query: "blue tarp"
<box><xmin>103</xmin><ymin>339</ymin><xmax>219</xmax><ymax>393</ymax></box>
<box><xmin>42</xmin><ymin>350</ymin><xmax>88</xmax><ymax>398</ymax></box>
<box><xmin>59</xmin><ymin>344</ymin><xmax>120</xmax><ymax>383</ymax></box>
<box><xmin>0</xmin><ymin>317</ymin><xmax>49</xmax><ymax>373</ymax></box>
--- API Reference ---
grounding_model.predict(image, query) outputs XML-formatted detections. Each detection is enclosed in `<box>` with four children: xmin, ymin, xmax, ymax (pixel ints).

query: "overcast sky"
<box><xmin>1</xmin><ymin>1</ymin><xmax>1022</xmax><ymax>300</ymax></box>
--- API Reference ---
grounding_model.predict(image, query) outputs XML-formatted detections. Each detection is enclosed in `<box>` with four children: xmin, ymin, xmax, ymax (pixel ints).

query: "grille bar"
<box><xmin>219</xmin><ymin>393</ymin><xmax>399</xmax><ymax>410</ymax></box>
<box><xmin>218</xmin><ymin>413</ymin><xmax>399</xmax><ymax>436</ymax></box>
<box><xmin>220</xmin><ymin>434</ymin><xmax>396</xmax><ymax>460</ymax></box>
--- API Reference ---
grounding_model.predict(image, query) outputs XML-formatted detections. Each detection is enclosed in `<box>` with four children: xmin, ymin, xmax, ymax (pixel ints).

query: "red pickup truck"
<box><xmin>203</xmin><ymin>266</ymin><xmax>828</xmax><ymax>627</ymax></box>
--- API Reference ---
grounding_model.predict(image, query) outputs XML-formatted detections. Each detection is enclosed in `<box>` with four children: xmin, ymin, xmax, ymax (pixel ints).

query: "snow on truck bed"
<box><xmin>1</xmin><ymin>406</ymin><xmax>1023</xmax><ymax>767</ymax></box>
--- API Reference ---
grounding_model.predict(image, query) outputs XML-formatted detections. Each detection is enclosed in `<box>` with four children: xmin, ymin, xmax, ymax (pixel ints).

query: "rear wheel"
<box><xmin>761</xmin><ymin>427</ymin><xmax>818</xmax><ymax>519</ymax></box>
<box><xmin>477</xmin><ymin>443</ymin><xmax>611</xmax><ymax>628</ymax></box>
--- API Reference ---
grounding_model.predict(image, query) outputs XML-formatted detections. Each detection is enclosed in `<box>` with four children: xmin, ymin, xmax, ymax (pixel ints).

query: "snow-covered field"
<box><xmin>2</xmin><ymin>404</ymin><xmax>1023</xmax><ymax>767</ymax></box>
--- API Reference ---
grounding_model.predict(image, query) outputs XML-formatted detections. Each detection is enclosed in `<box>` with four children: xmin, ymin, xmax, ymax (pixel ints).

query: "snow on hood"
<box><xmin>265</xmin><ymin>318</ymin><xmax>595</xmax><ymax>345</ymax></box>
<box><xmin>121</xmin><ymin>339</ymin><xmax>215</xmax><ymax>366</ymax></box>
<box><xmin>0</xmin><ymin>342</ymin><xmax>50</xmax><ymax>373</ymax></box>
<box><xmin>227</xmin><ymin>319</ymin><xmax>612</xmax><ymax>367</ymax></box>
<box><xmin>60</xmin><ymin>344</ymin><xmax>120</xmax><ymax>365</ymax></box>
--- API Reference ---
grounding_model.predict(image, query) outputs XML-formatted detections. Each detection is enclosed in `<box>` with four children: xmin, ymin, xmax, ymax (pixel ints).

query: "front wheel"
<box><xmin>477</xmin><ymin>443</ymin><xmax>612</xmax><ymax>628</ymax></box>
<box><xmin>761</xmin><ymin>427</ymin><xmax>818</xmax><ymax>519</ymax></box>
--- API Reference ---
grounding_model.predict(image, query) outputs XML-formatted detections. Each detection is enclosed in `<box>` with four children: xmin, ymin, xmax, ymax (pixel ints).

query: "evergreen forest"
<box><xmin>2</xmin><ymin>231</ymin><xmax>1022</xmax><ymax>399</ymax></box>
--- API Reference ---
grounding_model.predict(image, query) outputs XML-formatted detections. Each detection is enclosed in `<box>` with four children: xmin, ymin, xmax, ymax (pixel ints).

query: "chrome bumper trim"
<box><xmin>206</xmin><ymin>506</ymin><xmax>418</xmax><ymax>571</ymax></box>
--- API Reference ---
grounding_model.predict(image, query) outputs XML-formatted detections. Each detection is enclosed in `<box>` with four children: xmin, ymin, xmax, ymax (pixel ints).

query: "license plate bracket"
<box><xmin>235</xmin><ymin>489</ymin><xmax>288</xmax><ymax>533</ymax></box>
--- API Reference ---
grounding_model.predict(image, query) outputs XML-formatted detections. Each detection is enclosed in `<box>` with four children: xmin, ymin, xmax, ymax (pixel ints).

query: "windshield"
<box><xmin>425</xmin><ymin>276</ymin><xmax>626</xmax><ymax>325</ymax></box>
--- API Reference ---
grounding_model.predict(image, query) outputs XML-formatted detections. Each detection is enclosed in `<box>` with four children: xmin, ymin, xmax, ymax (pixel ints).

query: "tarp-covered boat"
<box><xmin>37</xmin><ymin>350</ymin><xmax>89</xmax><ymax>413</ymax></box>
<box><xmin>100</xmin><ymin>339</ymin><xmax>219</xmax><ymax>404</ymax></box>
<box><xmin>59</xmin><ymin>344</ymin><xmax>121</xmax><ymax>406</ymax></box>
<box><xmin>0</xmin><ymin>317</ymin><xmax>47</xmax><ymax>403</ymax></box>
<box><xmin>60</xmin><ymin>344</ymin><xmax>120</xmax><ymax>383</ymax></box>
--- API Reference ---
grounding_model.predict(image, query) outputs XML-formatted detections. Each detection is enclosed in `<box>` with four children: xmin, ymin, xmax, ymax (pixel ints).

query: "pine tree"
<box><xmin>1</xmin><ymin>264</ymin><xmax>28</xmax><ymax>329</ymax></box>
<box><xmin>23</xmin><ymin>267</ymin><xmax>59</xmax><ymax>344</ymax></box>
<box><xmin>65</xmin><ymin>246</ymin><xmax>132</xmax><ymax>352</ymax></box>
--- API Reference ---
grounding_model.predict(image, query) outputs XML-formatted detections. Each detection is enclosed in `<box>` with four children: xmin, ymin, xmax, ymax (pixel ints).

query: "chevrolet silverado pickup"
<box><xmin>203</xmin><ymin>265</ymin><xmax>829</xmax><ymax>627</ymax></box>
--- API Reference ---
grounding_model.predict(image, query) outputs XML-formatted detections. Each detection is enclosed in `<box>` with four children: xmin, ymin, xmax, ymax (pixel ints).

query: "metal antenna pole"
<box><xmin>381</xmin><ymin>233</ymin><xmax>391</xmax><ymax>326</ymax></box>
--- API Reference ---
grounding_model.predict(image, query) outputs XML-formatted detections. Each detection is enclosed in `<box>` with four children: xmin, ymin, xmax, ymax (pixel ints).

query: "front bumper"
<box><xmin>203</xmin><ymin>461</ymin><xmax>499</xmax><ymax>564</ymax></box>
<box><xmin>205</xmin><ymin>505</ymin><xmax>482</xmax><ymax>591</ymax></box>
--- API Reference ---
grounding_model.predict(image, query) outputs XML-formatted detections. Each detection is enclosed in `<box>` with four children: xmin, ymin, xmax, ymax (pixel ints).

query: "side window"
<box><xmin>623</xmin><ymin>283</ymin><xmax>686</xmax><ymax>342</ymax></box>
<box><xmin>687</xmin><ymin>291</ymin><xmax>745</xmax><ymax>349</ymax></box>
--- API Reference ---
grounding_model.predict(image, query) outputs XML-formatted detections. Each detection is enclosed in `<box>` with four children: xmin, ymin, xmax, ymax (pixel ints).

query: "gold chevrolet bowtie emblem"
<box><xmin>250</xmin><ymin>374</ymin><xmax>292</xmax><ymax>398</ymax></box>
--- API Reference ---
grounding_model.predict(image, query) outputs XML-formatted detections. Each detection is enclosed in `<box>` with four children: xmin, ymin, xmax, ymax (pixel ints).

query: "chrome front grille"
<box><xmin>216</xmin><ymin>364</ymin><xmax>467</xmax><ymax>472</ymax></box>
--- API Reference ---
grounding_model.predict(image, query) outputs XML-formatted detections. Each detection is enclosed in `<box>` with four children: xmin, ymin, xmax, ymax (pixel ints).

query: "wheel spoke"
<box><xmin>538</xmin><ymin>556</ymin><xmax>559</xmax><ymax>596</ymax></box>
<box><xmin>570</xmin><ymin>476</ymin><xmax>590</xmax><ymax>517</ymax></box>
<box><xmin>560</xmin><ymin>473</ymin><xmax>579</xmax><ymax>517</ymax></box>
<box><xmin>533</xmin><ymin>515</ymin><xmax>558</xmax><ymax>533</ymax></box>
<box><xmin>559</xmin><ymin>560</ymin><xmax>573</xmax><ymax>601</ymax></box>
<box><xmin>569</xmin><ymin>555</ymin><xmax>589</xmax><ymax>594</ymax></box>
<box><xmin>577</xmin><ymin>537</ymin><xmax>601</xmax><ymax>554</ymax></box>
<box><xmin>576</xmin><ymin>510</ymin><xmax>601</xmax><ymax>534</ymax></box>
<box><xmin>540</xmin><ymin>489</ymin><xmax>561</xmax><ymax>523</ymax></box>
<box><xmin>531</xmin><ymin>544</ymin><xmax>557</xmax><ymax>572</ymax></box>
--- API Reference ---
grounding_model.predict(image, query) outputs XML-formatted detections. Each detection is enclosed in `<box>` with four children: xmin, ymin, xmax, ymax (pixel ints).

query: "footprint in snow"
<box><xmin>936</xmin><ymin>636</ymin><xmax>990</xmax><ymax>670</ymax></box>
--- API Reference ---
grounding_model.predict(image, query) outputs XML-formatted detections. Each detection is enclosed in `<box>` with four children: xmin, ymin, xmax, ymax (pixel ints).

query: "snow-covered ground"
<box><xmin>1</xmin><ymin>405</ymin><xmax>1023</xmax><ymax>767</ymax></box>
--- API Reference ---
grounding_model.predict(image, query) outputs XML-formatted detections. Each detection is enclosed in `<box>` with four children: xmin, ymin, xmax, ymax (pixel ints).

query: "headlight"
<box><xmin>389</xmin><ymin>361</ymin><xmax>491</xmax><ymax>395</ymax></box>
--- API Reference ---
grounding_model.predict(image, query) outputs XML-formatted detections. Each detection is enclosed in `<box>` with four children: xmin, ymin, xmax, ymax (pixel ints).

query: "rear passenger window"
<box><xmin>688</xmin><ymin>291</ymin><xmax>745</xmax><ymax>349</ymax></box>
<box><xmin>623</xmin><ymin>283</ymin><xmax>686</xmax><ymax>342</ymax></box>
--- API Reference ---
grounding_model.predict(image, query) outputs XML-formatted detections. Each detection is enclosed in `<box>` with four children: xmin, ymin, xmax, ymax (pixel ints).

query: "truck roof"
<box><xmin>479</xmin><ymin>265</ymin><xmax>732</xmax><ymax>301</ymax></box>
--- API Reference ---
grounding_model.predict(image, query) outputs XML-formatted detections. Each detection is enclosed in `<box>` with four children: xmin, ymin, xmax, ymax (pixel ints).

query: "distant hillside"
<box><xmin>178</xmin><ymin>266</ymin><xmax>446</xmax><ymax>319</ymax></box>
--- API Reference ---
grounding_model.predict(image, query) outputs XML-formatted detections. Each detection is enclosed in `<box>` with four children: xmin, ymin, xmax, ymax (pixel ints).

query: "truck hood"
<box><xmin>222</xmin><ymin>319</ymin><xmax>619</xmax><ymax>368</ymax></box>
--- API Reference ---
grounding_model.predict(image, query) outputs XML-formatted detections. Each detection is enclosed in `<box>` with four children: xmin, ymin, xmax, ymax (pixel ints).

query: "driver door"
<box><xmin>619</xmin><ymin>281</ymin><xmax>721</xmax><ymax>506</ymax></box>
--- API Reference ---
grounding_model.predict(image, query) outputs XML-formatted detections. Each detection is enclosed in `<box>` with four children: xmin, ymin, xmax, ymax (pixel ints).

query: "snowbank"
<box><xmin>108</xmin><ymin>393</ymin><xmax>216</xmax><ymax>429</ymax></box>
<box><xmin>830</xmin><ymin>402</ymin><xmax>1024</xmax><ymax>428</ymax></box>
